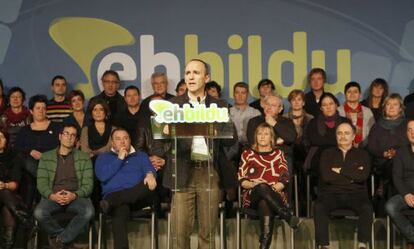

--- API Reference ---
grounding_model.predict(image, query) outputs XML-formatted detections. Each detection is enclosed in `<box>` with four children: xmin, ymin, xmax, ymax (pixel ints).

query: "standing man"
<box><xmin>114</xmin><ymin>85</ymin><xmax>143</xmax><ymax>146</ymax></box>
<box><xmin>385</xmin><ymin>120</ymin><xmax>414</xmax><ymax>249</ymax></box>
<box><xmin>34</xmin><ymin>124</ymin><xmax>94</xmax><ymax>249</ymax></box>
<box><xmin>230</xmin><ymin>82</ymin><xmax>261</xmax><ymax>146</ymax></box>
<box><xmin>338</xmin><ymin>81</ymin><xmax>375</xmax><ymax>147</ymax></box>
<box><xmin>163</xmin><ymin>59</ymin><xmax>235</xmax><ymax>249</ymax></box>
<box><xmin>249</xmin><ymin>79</ymin><xmax>275</xmax><ymax>115</ymax></box>
<box><xmin>313</xmin><ymin>122</ymin><xmax>372</xmax><ymax>249</ymax></box>
<box><xmin>47</xmin><ymin>75</ymin><xmax>72</xmax><ymax>123</ymax></box>
<box><xmin>304</xmin><ymin>68</ymin><xmax>326</xmax><ymax>117</ymax></box>
<box><xmin>140</xmin><ymin>72</ymin><xmax>174</xmax><ymax>117</ymax></box>
<box><xmin>89</xmin><ymin>70</ymin><xmax>126</xmax><ymax>124</ymax></box>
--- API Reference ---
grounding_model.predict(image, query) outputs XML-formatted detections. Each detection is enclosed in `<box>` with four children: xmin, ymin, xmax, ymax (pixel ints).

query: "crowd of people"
<box><xmin>0</xmin><ymin>58</ymin><xmax>414</xmax><ymax>249</ymax></box>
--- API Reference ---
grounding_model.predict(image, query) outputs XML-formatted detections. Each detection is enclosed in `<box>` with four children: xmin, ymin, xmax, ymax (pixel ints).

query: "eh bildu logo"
<box><xmin>149</xmin><ymin>100</ymin><xmax>229</xmax><ymax>123</ymax></box>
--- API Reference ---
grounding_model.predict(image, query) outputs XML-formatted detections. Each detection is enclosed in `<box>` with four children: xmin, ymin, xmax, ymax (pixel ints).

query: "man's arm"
<box><xmin>75</xmin><ymin>153</ymin><xmax>94</xmax><ymax>198</ymax></box>
<box><xmin>95</xmin><ymin>153</ymin><xmax>124</xmax><ymax>183</ymax></box>
<box><xmin>273</xmin><ymin>118</ymin><xmax>297</xmax><ymax>145</ymax></box>
<box><xmin>393</xmin><ymin>151</ymin><xmax>410</xmax><ymax>196</ymax></box>
<box><xmin>340</xmin><ymin>151</ymin><xmax>371</xmax><ymax>183</ymax></box>
<box><xmin>36</xmin><ymin>154</ymin><xmax>54</xmax><ymax>198</ymax></box>
<box><xmin>319</xmin><ymin>151</ymin><xmax>349</xmax><ymax>185</ymax></box>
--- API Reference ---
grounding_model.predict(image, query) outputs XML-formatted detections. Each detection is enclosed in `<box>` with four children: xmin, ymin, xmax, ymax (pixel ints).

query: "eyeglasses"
<box><xmin>62</xmin><ymin>132</ymin><xmax>77</xmax><ymax>138</ymax></box>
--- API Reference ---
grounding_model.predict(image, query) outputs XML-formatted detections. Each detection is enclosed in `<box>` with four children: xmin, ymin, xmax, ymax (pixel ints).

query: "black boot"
<box><xmin>262</xmin><ymin>192</ymin><xmax>301</xmax><ymax>229</ymax></box>
<box><xmin>7</xmin><ymin>202</ymin><xmax>30</xmax><ymax>227</ymax></box>
<box><xmin>259</xmin><ymin>216</ymin><xmax>274</xmax><ymax>249</ymax></box>
<box><xmin>2</xmin><ymin>226</ymin><xmax>15</xmax><ymax>249</ymax></box>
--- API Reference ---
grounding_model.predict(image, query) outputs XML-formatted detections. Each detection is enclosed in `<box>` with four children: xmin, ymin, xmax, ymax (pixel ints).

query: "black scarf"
<box><xmin>316</xmin><ymin>113</ymin><xmax>343</xmax><ymax>136</ymax></box>
<box><xmin>88</xmin><ymin>122</ymin><xmax>112</xmax><ymax>150</ymax></box>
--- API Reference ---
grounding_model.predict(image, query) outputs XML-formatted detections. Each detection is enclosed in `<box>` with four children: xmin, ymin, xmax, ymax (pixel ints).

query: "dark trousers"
<box><xmin>0</xmin><ymin>190</ymin><xmax>24</xmax><ymax>227</ymax></box>
<box><xmin>313</xmin><ymin>192</ymin><xmax>373</xmax><ymax>246</ymax></box>
<box><xmin>106</xmin><ymin>182</ymin><xmax>155</xmax><ymax>249</ymax></box>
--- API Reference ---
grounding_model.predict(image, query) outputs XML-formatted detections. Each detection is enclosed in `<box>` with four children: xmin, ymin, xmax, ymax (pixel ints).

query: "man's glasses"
<box><xmin>62</xmin><ymin>132</ymin><xmax>77</xmax><ymax>138</ymax></box>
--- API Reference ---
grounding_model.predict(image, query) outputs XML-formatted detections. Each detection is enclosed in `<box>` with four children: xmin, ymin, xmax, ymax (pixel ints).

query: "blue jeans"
<box><xmin>385</xmin><ymin>194</ymin><xmax>414</xmax><ymax>243</ymax></box>
<box><xmin>34</xmin><ymin>197</ymin><xmax>94</xmax><ymax>244</ymax></box>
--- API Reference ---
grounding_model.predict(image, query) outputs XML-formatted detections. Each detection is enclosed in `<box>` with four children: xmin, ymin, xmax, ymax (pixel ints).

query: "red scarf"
<box><xmin>3</xmin><ymin>107</ymin><xmax>31</xmax><ymax>127</ymax></box>
<box><xmin>343</xmin><ymin>103</ymin><xmax>363</xmax><ymax>144</ymax></box>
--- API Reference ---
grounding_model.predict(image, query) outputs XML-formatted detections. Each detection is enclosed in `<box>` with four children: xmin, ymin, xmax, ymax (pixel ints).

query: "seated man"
<box><xmin>386</xmin><ymin>120</ymin><xmax>414</xmax><ymax>249</ymax></box>
<box><xmin>34</xmin><ymin>124</ymin><xmax>94</xmax><ymax>249</ymax></box>
<box><xmin>313</xmin><ymin>122</ymin><xmax>373</xmax><ymax>249</ymax></box>
<box><xmin>95</xmin><ymin>128</ymin><xmax>157</xmax><ymax>249</ymax></box>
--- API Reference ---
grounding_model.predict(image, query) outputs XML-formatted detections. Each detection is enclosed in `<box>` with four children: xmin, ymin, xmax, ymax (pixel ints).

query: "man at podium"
<box><xmin>162</xmin><ymin>59</ymin><xmax>236</xmax><ymax>249</ymax></box>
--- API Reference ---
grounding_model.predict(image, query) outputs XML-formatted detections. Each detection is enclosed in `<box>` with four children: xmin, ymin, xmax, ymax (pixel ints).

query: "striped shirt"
<box><xmin>47</xmin><ymin>99</ymin><xmax>72</xmax><ymax>123</ymax></box>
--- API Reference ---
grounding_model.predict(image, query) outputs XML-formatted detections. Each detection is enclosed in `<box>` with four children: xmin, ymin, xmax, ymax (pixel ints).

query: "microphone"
<box><xmin>197</xmin><ymin>96</ymin><xmax>201</xmax><ymax>104</ymax></box>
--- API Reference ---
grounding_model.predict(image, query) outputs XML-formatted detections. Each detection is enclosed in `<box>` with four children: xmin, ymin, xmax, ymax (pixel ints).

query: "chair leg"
<box><xmin>371</xmin><ymin>215</ymin><xmax>375</xmax><ymax>249</ymax></box>
<box><xmin>236</xmin><ymin>211</ymin><xmax>240</xmax><ymax>249</ymax></box>
<box><xmin>151</xmin><ymin>211</ymin><xmax>156</xmax><ymax>249</ymax></box>
<box><xmin>386</xmin><ymin>216</ymin><xmax>391</xmax><ymax>249</ymax></box>
<box><xmin>89</xmin><ymin>223</ymin><xmax>93</xmax><ymax>249</ymax></box>
<box><xmin>306</xmin><ymin>175</ymin><xmax>310</xmax><ymax>218</ymax></box>
<box><xmin>354</xmin><ymin>227</ymin><xmax>358</xmax><ymax>249</ymax></box>
<box><xmin>97</xmin><ymin>213</ymin><xmax>102</xmax><ymax>249</ymax></box>
<box><xmin>33</xmin><ymin>220</ymin><xmax>39</xmax><ymax>249</ymax></box>
<box><xmin>167</xmin><ymin>212</ymin><xmax>171</xmax><ymax>249</ymax></box>
<box><xmin>220</xmin><ymin>208</ymin><xmax>225</xmax><ymax>249</ymax></box>
<box><xmin>294</xmin><ymin>174</ymin><xmax>299</xmax><ymax>217</ymax></box>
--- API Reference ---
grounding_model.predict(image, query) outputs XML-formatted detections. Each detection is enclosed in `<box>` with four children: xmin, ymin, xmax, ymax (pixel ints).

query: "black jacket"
<box><xmin>393</xmin><ymin>145</ymin><xmax>414</xmax><ymax>196</ymax></box>
<box><xmin>304</xmin><ymin>91</ymin><xmax>322</xmax><ymax>117</ymax></box>
<box><xmin>89</xmin><ymin>91</ymin><xmax>126</xmax><ymax>124</ymax></box>
<box><xmin>246</xmin><ymin>115</ymin><xmax>297</xmax><ymax>156</ymax></box>
<box><xmin>319</xmin><ymin>147</ymin><xmax>371</xmax><ymax>194</ymax></box>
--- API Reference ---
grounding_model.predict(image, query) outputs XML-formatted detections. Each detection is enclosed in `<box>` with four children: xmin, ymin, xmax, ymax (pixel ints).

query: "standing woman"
<box><xmin>80</xmin><ymin>98</ymin><xmax>113</xmax><ymax>161</ymax></box>
<box><xmin>283</xmin><ymin>89</ymin><xmax>313</xmax><ymax>215</ymax></box>
<box><xmin>361</xmin><ymin>78</ymin><xmax>389</xmax><ymax>122</ymax></box>
<box><xmin>15</xmin><ymin>94</ymin><xmax>60</xmax><ymax>206</ymax></box>
<box><xmin>239</xmin><ymin>123</ymin><xmax>300</xmax><ymax>249</ymax></box>
<box><xmin>368</xmin><ymin>93</ymin><xmax>409</xmax><ymax>210</ymax></box>
<box><xmin>63</xmin><ymin>90</ymin><xmax>90</xmax><ymax>137</ymax></box>
<box><xmin>0</xmin><ymin>128</ymin><xmax>29</xmax><ymax>249</ymax></box>
<box><xmin>0</xmin><ymin>87</ymin><xmax>31</xmax><ymax>148</ymax></box>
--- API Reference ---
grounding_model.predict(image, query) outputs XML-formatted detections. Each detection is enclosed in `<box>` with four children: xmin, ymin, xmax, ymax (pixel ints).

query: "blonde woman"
<box><xmin>239</xmin><ymin>123</ymin><xmax>300</xmax><ymax>249</ymax></box>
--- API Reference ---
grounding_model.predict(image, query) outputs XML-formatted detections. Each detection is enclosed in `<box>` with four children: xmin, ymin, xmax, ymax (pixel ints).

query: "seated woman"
<box><xmin>0</xmin><ymin>128</ymin><xmax>29</xmax><ymax>249</ymax></box>
<box><xmin>368</xmin><ymin>93</ymin><xmax>409</xmax><ymax>212</ymax></box>
<box><xmin>15</xmin><ymin>94</ymin><xmax>60</xmax><ymax>206</ymax></box>
<box><xmin>80</xmin><ymin>98</ymin><xmax>113</xmax><ymax>162</ymax></box>
<box><xmin>0</xmin><ymin>87</ymin><xmax>31</xmax><ymax>148</ymax></box>
<box><xmin>238</xmin><ymin>123</ymin><xmax>300</xmax><ymax>249</ymax></box>
<box><xmin>80</xmin><ymin>98</ymin><xmax>114</xmax><ymax>208</ymax></box>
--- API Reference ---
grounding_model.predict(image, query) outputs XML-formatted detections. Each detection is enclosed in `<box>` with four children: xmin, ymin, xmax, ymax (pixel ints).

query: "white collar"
<box><xmin>111</xmin><ymin>146</ymin><xmax>136</xmax><ymax>155</ymax></box>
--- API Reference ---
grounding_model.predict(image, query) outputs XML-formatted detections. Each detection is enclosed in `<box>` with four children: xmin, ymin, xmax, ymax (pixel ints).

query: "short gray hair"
<box><xmin>264</xmin><ymin>92</ymin><xmax>284</xmax><ymax>108</ymax></box>
<box><xmin>151</xmin><ymin>72</ymin><xmax>168</xmax><ymax>84</ymax></box>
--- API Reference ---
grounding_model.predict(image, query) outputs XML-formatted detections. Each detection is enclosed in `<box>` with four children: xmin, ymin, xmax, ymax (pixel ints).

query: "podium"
<box><xmin>151</xmin><ymin>116</ymin><xmax>234</xmax><ymax>249</ymax></box>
